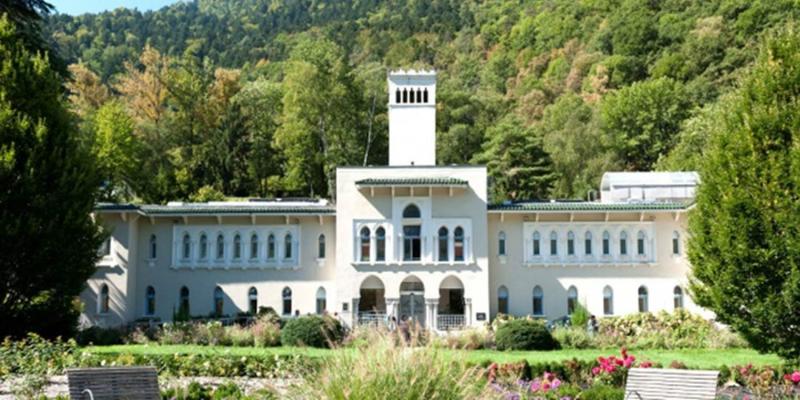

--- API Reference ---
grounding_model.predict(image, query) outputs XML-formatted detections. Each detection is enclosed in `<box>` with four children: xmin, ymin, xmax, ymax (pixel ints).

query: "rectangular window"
<box><xmin>672</xmin><ymin>238</ymin><xmax>679</xmax><ymax>255</ymax></box>
<box><xmin>498</xmin><ymin>239</ymin><xmax>506</xmax><ymax>256</ymax></box>
<box><xmin>567</xmin><ymin>239</ymin><xmax>575</xmax><ymax>255</ymax></box>
<box><xmin>620</xmin><ymin>239</ymin><xmax>627</xmax><ymax>255</ymax></box>
<box><xmin>637</xmin><ymin>239</ymin><xmax>645</xmax><ymax>255</ymax></box>
<box><xmin>585</xmin><ymin>239</ymin><xmax>592</xmax><ymax>255</ymax></box>
<box><xmin>318</xmin><ymin>241</ymin><xmax>325</xmax><ymax>259</ymax></box>
<box><xmin>403</xmin><ymin>225</ymin><xmax>421</xmax><ymax>261</ymax></box>
<box><xmin>533</xmin><ymin>240</ymin><xmax>540</xmax><ymax>256</ymax></box>
<box><xmin>550</xmin><ymin>239</ymin><xmax>557</xmax><ymax>255</ymax></box>
<box><xmin>603</xmin><ymin>239</ymin><xmax>610</xmax><ymax>255</ymax></box>
<box><xmin>376</xmin><ymin>237</ymin><xmax>385</xmax><ymax>261</ymax></box>
<box><xmin>438</xmin><ymin>237</ymin><xmax>448</xmax><ymax>261</ymax></box>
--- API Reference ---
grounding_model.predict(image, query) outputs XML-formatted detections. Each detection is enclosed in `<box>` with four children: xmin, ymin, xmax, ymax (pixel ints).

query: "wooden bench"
<box><xmin>625</xmin><ymin>368</ymin><xmax>719</xmax><ymax>400</ymax></box>
<box><xmin>66</xmin><ymin>367</ymin><xmax>159</xmax><ymax>400</ymax></box>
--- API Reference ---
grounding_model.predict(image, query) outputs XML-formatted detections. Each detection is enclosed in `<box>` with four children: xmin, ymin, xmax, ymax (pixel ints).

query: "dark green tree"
<box><xmin>0</xmin><ymin>15</ymin><xmax>103</xmax><ymax>338</ymax></box>
<box><xmin>474</xmin><ymin>115</ymin><xmax>556</xmax><ymax>203</ymax></box>
<box><xmin>689</xmin><ymin>27</ymin><xmax>800</xmax><ymax>360</ymax></box>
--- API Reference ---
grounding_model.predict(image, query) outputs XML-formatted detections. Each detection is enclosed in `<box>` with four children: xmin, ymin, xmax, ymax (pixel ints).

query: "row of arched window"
<box><xmin>357</xmin><ymin>225</ymin><xmax>468</xmax><ymax>263</ymax></box>
<box><xmin>521</xmin><ymin>230</ymin><xmax>681</xmax><ymax>258</ymax></box>
<box><xmin>133</xmin><ymin>285</ymin><xmax>329</xmax><ymax>317</ymax></box>
<box><xmin>174</xmin><ymin>232</ymin><xmax>312</xmax><ymax>262</ymax></box>
<box><xmin>394</xmin><ymin>87</ymin><xmax>429</xmax><ymax>104</ymax></box>
<box><xmin>496</xmin><ymin>285</ymin><xmax>685</xmax><ymax>316</ymax></box>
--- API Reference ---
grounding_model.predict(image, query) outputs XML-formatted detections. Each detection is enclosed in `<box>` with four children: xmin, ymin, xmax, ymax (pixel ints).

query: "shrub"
<box><xmin>252</xmin><ymin>316</ymin><xmax>281</xmax><ymax>347</ymax></box>
<box><xmin>292</xmin><ymin>332</ymin><xmax>486</xmax><ymax>399</ymax></box>
<box><xmin>75</xmin><ymin>326</ymin><xmax>126</xmax><ymax>346</ymax></box>
<box><xmin>495</xmin><ymin>319</ymin><xmax>558</xmax><ymax>351</ymax></box>
<box><xmin>570</xmin><ymin>302</ymin><xmax>590</xmax><ymax>328</ymax></box>
<box><xmin>227</xmin><ymin>325</ymin><xmax>255</xmax><ymax>347</ymax></box>
<box><xmin>580</xmin><ymin>384</ymin><xmax>625</xmax><ymax>400</ymax></box>
<box><xmin>281</xmin><ymin>315</ymin><xmax>344</xmax><ymax>348</ymax></box>
<box><xmin>432</xmin><ymin>327</ymin><xmax>494</xmax><ymax>350</ymax></box>
<box><xmin>551</xmin><ymin>326</ymin><xmax>592</xmax><ymax>349</ymax></box>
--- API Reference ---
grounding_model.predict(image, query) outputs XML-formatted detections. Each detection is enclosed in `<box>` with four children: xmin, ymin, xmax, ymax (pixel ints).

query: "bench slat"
<box><xmin>625</xmin><ymin>368</ymin><xmax>718</xmax><ymax>400</ymax></box>
<box><xmin>67</xmin><ymin>367</ymin><xmax>159</xmax><ymax>400</ymax></box>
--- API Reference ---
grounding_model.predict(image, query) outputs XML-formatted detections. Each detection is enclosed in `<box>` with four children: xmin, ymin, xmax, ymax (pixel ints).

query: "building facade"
<box><xmin>84</xmin><ymin>70</ymin><xmax>705</xmax><ymax>330</ymax></box>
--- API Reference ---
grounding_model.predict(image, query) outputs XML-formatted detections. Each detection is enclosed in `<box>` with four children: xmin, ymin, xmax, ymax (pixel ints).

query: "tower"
<box><xmin>387</xmin><ymin>70</ymin><xmax>436</xmax><ymax>166</ymax></box>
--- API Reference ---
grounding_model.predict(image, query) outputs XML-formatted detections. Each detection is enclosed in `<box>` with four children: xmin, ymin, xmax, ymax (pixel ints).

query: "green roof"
<box><xmin>355</xmin><ymin>177</ymin><xmax>468</xmax><ymax>186</ymax></box>
<box><xmin>95</xmin><ymin>202</ymin><xmax>335</xmax><ymax>215</ymax></box>
<box><xmin>488</xmin><ymin>201</ymin><xmax>691</xmax><ymax>212</ymax></box>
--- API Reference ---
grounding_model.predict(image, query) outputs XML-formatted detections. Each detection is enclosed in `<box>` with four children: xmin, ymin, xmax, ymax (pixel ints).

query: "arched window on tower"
<box><xmin>585</xmin><ymin>231</ymin><xmax>593</xmax><ymax>255</ymax></box>
<box><xmin>673</xmin><ymin>286</ymin><xmax>684</xmax><ymax>309</ymax></box>
<box><xmin>423</xmin><ymin>88</ymin><xmax>429</xmax><ymax>103</ymax></box>
<box><xmin>360</xmin><ymin>227</ymin><xmax>371</xmax><ymax>262</ymax></box>
<box><xmin>376</xmin><ymin>227</ymin><xmax>386</xmax><ymax>262</ymax></box>
<box><xmin>602</xmin><ymin>231</ymin><xmax>610</xmax><ymax>255</ymax></box>
<box><xmin>567</xmin><ymin>286</ymin><xmax>578</xmax><ymax>314</ymax></box>
<box><xmin>395</xmin><ymin>89</ymin><xmax>401</xmax><ymax>104</ymax></box>
<box><xmin>603</xmin><ymin>286</ymin><xmax>613</xmax><ymax>315</ymax></box>
<box><xmin>498</xmin><ymin>286</ymin><xmax>509</xmax><ymax>314</ymax></box>
<box><xmin>267</xmin><ymin>234</ymin><xmax>275</xmax><ymax>260</ymax></box>
<box><xmin>638</xmin><ymin>286</ymin><xmax>649</xmax><ymax>312</ymax></box>
<box><xmin>620</xmin><ymin>231</ymin><xmax>628</xmax><ymax>255</ymax></box>
<box><xmin>416</xmin><ymin>88</ymin><xmax>422</xmax><ymax>103</ymax></box>
<box><xmin>532</xmin><ymin>286</ymin><xmax>544</xmax><ymax>316</ymax></box>
<box><xmin>498</xmin><ymin>231</ymin><xmax>507</xmax><ymax>256</ymax></box>
<box><xmin>567</xmin><ymin>231</ymin><xmax>575</xmax><ymax>255</ymax></box>
<box><xmin>438</xmin><ymin>226</ymin><xmax>449</xmax><ymax>262</ymax></box>
<box><xmin>199</xmin><ymin>234</ymin><xmax>207</xmax><ymax>259</ymax></box>
<box><xmin>402</xmin><ymin>88</ymin><xmax>408</xmax><ymax>103</ymax></box>
<box><xmin>250</xmin><ymin>234</ymin><xmax>259</xmax><ymax>259</ymax></box>
<box><xmin>182</xmin><ymin>233</ymin><xmax>191</xmax><ymax>260</ymax></box>
<box><xmin>637</xmin><ymin>231</ymin><xmax>646</xmax><ymax>255</ymax></box>
<box><xmin>533</xmin><ymin>231</ymin><xmax>541</xmax><ymax>256</ymax></box>
<box><xmin>284</xmin><ymin>233</ymin><xmax>293</xmax><ymax>259</ymax></box>
<box><xmin>248</xmin><ymin>287</ymin><xmax>258</xmax><ymax>314</ymax></box>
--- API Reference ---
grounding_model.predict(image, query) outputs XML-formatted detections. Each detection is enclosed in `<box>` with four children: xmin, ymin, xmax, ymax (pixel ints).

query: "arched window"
<box><xmin>638</xmin><ymin>286</ymin><xmax>649</xmax><ymax>312</ymax></box>
<box><xmin>438</xmin><ymin>226</ymin><xmax>449</xmax><ymax>262</ymax></box>
<box><xmin>360</xmin><ymin>227</ymin><xmax>371</xmax><ymax>262</ymax></box>
<box><xmin>213</xmin><ymin>286</ymin><xmax>224</xmax><ymax>316</ymax></box>
<box><xmin>673</xmin><ymin>286</ymin><xmax>684</xmax><ymax>309</ymax></box>
<box><xmin>454</xmin><ymin>226</ymin><xmax>465</xmax><ymax>262</ymax></box>
<box><xmin>416</xmin><ymin>88</ymin><xmax>422</xmax><ymax>103</ymax></box>
<box><xmin>567</xmin><ymin>286</ymin><xmax>578</xmax><ymax>314</ymax></box>
<box><xmin>409</xmin><ymin>87</ymin><xmax>416</xmax><ymax>103</ymax></box>
<box><xmin>316</xmin><ymin>287</ymin><xmax>327</xmax><ymax>314</ymax></box>
<box><xmin>149</xmin><ymin>234</ymin><xmax>157</xmax><ymax>259</ymax></box>
<box><xmin>423</xmin><ymin>88</ymin><xmax>429</xmax><ymax>103</ymax></box>
<box><xmin>403</xmin><ymin>204</ymin><xmax>421</xmax><ymax>218</ymax></box>
<box><xmin>619</xmin><ymin>231</ymin><xmax>628</xmax><ymax>255</ymax></box>
<box><xmin>585</xmin><ymin>232</ymin><xmax>592</xmax><ymax>255</ymax></box>
<box><xmin>145</xmin><ymin>286</ymin><xmax>156</xmax><ymax>316</ymax></box>
<box><xmin>403</xmin><ymin>225</ymin><xmax>422</xmax><ymax>261</ymax></box>
<box><xmin>318</xmin><ymin>234</ymin><xmax>326</xmax><ymax>259</ymax></box>
<box><xmin>603</xmin><ymin>286</ymin><xmax>613</xmax><ymax>315</ymax></box>
<box><xmin>672</xmin><ymin>231</ymin><xmax>680</xmax><ymax>255</ymax></box>
<box><xmin>637</xmin><ymin>231</ymin><xmax>646</xmax><ymax>255</ymax></box>
<box><xmin>402</xmin><ymin>88</ymin><xmax>408</xmax><ymax>103</ymax></box>
<box><xmin>395</xmin><ymin>89</ymin><xmax>401</xmax><ymax>104</ymax></box>
<box><xmin>567</xmin><ymin>231</ymin><xmax>575</xmax><ymax>255</ymax></box>
<box><xmin>549</xmin><ymin>231</ymin><xmax>558</xmax><ymax>255</ymax></box>
<box><xmin>99</xmin><ymin>284</ymin><xmax>110</xmax><ymax>314</ymax></box>
<box><xmin>533</xmin><ymin>231</ymin><xmax>541</xmax><ymax>256</ymax></box>
<box><xmin>250</xmin><ymin>234</ymin><xmax>259</xmax><ymax>259</ymax></box>
<box><xmin>216</xmin><ymin>234</ymin><xmax>225</xmax><ymax>260</ymax></box>
<box><xmin>532</xmin><ymin>286</ymin><xmax>544</xmax><ymax>316</ymax></box>
<box><xmin>602</xmin><ymin>231</ymin><xmax>610</xmax><ymax>255</ymax></box>
<box><xmin>498</xmin><ymin>286</ymin><xmax>509</xmax><ymax>315</ymax></box>
<box><xmin>179</xmin><ymin>286</ymin><xmax>190</xmax><ymax>315</ymax></box>
<box><xmin>267</xmin><ymin>234</ymin><xmax>275</xmax><ymax>260</ymax></box>
<box><xmin>199</xmin><ymin>234</ymin><xmax>208</xmax><ymax>259</ymax></box>
<box><xmin>376</xmin><ymin>227</ymin><xmax>386</xmax><ymax>262</ymax></box>
<box><xmin>233</xmin><ymin>234</ymin><xmax>242</xmax><ymax>259</ymax></box>
<box><xmin>284</xmin><ymin>233</ymin><xmax>293</xmax><ymax>259</ymax></box>
<box><xmin>182</xmin><ymin>234</ymin><xmax>191</xmax><ymax>260</ymax></box>
<box><xmin>248</xmin><ymin>287</ymin><xmax>258</xmax><ymax>314</ymax></box>
<box><xmin>498</xmin><ymin>231</ymin><xmax>507</xmax><ymax>256</ymax></box>
<box><xmin>282</xmin><ymin>287</ymin><xmax>292</xmax><ymax>315</ymax></box>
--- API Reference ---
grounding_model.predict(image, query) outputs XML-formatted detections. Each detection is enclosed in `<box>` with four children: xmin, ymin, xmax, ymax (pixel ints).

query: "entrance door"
<box><xmin>399</xmin><ymin>293</ymin><xmax>425</xmax><ymax>327</ymax></box>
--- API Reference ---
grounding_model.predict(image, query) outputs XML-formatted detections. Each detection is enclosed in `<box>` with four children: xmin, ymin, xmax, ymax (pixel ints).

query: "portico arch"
<box><xmin>438</xmin><ymin>275</ymin><xmax>466</xmax><ymax>330</ymax></box>
<box><xmin>358</xmin><ymin>275</ymin><xmax>386</xmax><ymax>317</ymax></box>
<box><xmin>399</xmin><ymin>275</ymin><xmax>426</xmax><ymax>327</ymax></box>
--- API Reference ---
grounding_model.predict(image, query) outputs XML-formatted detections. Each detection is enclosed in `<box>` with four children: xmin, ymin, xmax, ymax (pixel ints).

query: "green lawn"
<box><xmin>85</xmin><ymin>344</ymin><xmax>782</xmax><ymax>370</ymax></box>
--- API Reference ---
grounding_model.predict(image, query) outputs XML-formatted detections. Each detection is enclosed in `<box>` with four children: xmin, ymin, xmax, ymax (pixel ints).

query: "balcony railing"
<box><xmin>357</xmin><ymin>312</ymin><xmax>387</xmax><ymax>326</ymax></box>
<box><xmin>437</xmin><ymin>314</ymin><xmax>465</xmax><ymax>331</ymax></box>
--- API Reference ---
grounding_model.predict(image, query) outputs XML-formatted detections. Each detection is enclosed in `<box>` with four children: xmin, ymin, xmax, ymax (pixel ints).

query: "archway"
<box><xmin>399</xmin><ymin>275</ymin><xmax>425</xmax><ymax>327</ymax></box>
<box><xmin>358</xmin><ymin>275</ymin><xmax>385</xmax><ymax>324</ymax></box>
<box><xmin>438</xmin><ymin>275</ymin><xmax>465</xmax><ymax>330</ymax></box>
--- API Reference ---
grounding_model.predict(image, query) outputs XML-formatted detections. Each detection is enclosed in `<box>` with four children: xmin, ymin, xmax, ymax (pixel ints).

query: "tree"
<box><xmin>92</xmin><ymin>100</ymin><xmax>140</xmax><ymax>201</ymax></box>
<box><xmin>474</xmin><ymin>115</ymin><xmax>556</xmax><ymax>203</ymax></box>
<box><xmin>0</xmin><ymin>15</ymin><xmax>103</xmax><ymax>338</ymax></box>
<box><xmin>600</xmin><ymin>77</ymin><xmax>692</xmax><ymax>171</ymax></box>
<box><xmin>688</xmin><ymin>27</ymin><xmax>800</xmax><ymax>360</ymax></box>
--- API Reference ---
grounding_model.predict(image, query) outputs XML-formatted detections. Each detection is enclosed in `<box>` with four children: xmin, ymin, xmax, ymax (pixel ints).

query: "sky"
<box><xmin>49</xmin><ymin>0</ymin><xmax>181</xmax><ymax>15</ymax></box>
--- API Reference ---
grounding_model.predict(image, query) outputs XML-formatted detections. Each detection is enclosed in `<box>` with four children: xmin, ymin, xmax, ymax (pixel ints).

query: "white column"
<box><xmin>465</xmin><ymin>298</ymin><xmax>472</xmax><ymax>326</ymax></box>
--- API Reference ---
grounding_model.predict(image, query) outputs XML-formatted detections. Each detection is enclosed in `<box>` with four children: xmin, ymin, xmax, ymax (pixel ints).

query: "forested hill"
<box><xmin>44</xmin><ymin>0</ymin><xmax>800</xmax><ymax>204</ymax></box>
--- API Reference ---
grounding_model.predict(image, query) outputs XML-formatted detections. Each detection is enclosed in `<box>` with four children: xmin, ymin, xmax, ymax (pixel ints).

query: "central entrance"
<box><xmin>399</xmin><ymin>276</ymin><xmax>425</xmax><ymax>327</ymax></box>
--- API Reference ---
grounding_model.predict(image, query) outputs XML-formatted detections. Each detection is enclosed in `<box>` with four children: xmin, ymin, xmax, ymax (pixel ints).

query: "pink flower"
<box><xmin>552</xmin><ymin>378</ymin><xmax>561</xmax><ymax>389</ymax></box>
<box><xmin>544</xmin><ymin>372</ymin><xmax>555</xmax><ymax>382</ymax></box>
<box><xmin>530</xmin><ymin>380</ymin><xmax>541</xmax><ymax>392</ymax></box>
<box><xmin>791</xmin><ymin>371</ymin><xmax>800</xmax><ymax>384</ymax></box>
<box><xmin>592</xmin><ymin>367</ymin><xmax>601</xmax><ymax>375</ymax></box>
<box><xmin>640</xmin><ymin>361</ymin><xmax>653</xmax><ymax>368</ymax></box>
<box><xmin>542</xmin><ymin>382</ymin><xmax>551</xmax><ymax>391</ymax></box>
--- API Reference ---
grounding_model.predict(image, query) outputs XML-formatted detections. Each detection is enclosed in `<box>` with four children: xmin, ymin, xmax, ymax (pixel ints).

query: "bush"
<box><xmin>570</xmin><ymin>302</ymin><xmax>590</xmax><ymax>328</ymax></box>
<box><xmin>75</xmin><ymin>326</ymin><xmax>126</xmax><ymax>346</ymax></box>
<box><xmin>226</xmin><ymin>324</ymin><xmax>255</xmax><ymax>347</ymax></box>
<box><xmin>281</xmin><ymin>315</ymin><xmax>344</xmax><ymax>348</ymax></box>
<box><xmin>431</xmin><ymin>327</ymin><xmax>494</xmax><ymax>350</ymax></box>
<box><xmin>580</xmin><ymin>384</ymin><xmax>625</xmax><ymax>400</ymax></box>
<box><xmin>551</xmin><ymin>326</ymin><xmax>592</xmax><ymax>349</ymax></box>
<box><xmin>252</xmin><ymin>316</ymin><xmax>281</xmax><ymax>347</ymax></box>
<box><xmin>495</xmin><ymin>319</ymin><xmax>558</xmax><ymax>351</ymax></box>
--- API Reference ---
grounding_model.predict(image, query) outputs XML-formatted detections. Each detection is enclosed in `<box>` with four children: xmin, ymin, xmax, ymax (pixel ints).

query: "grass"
<box><xmin>85</xmin><ymin>344</ymin><xmax>782</xmax><ymax>370</ymax></box>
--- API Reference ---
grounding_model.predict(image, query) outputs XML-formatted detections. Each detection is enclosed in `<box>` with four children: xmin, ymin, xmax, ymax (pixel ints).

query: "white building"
<box><xmin>84</xmin><ymin>70</ymin><xmax>704</xmax><ymax>331</ymax></box>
